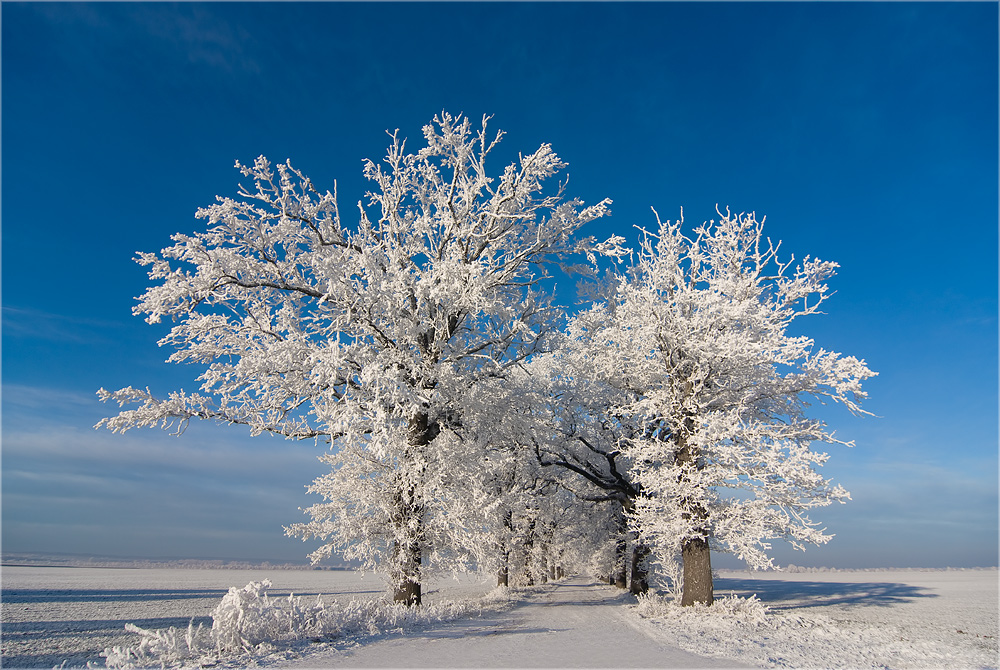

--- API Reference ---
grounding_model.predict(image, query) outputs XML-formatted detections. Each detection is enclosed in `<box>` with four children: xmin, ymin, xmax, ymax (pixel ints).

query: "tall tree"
<box><xmin>524</xmin><ymin>349</ymin><xmax>650</xmax><ymax>593</ymax></box>
<box><xmin>568</xmin><ymin>208</ymin><xmax>875</xmax><ymax>605</ymax></box>
<box><xmin>98</xmin><ymin>113</ymin><xmax>615</xmax><ymax>604</ymax></box>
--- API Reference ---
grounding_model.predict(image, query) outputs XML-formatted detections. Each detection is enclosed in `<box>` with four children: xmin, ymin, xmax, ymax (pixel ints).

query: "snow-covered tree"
<box><xmin>451</xmin><ymin>363</ymin><xmax>602</xmax><ymax>588</ymax></box>
<box><xmin>523</xmin><ymin>349</ymin><xmax>650</xmax><ymax>593</ymax></box>
<box><xmin>567</xmin><ymin>208</ymin><xmax>875</xmax><ymax>605</ymax></box>
<box><xmin>97</xmin><ymin>113</ymin><xmax>617</xmax><ymax>605</ymax></box>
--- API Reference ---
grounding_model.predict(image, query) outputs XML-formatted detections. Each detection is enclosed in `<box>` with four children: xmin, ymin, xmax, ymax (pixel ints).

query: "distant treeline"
<box><xmin>735</xmin><ymin>565</ymin><xmax>998</xmax><ymax>574</ymax></box>
<box><xmin>1</xmin><ymin>553</ymin><xmax>353</xmax><ymax>570</ymax></box>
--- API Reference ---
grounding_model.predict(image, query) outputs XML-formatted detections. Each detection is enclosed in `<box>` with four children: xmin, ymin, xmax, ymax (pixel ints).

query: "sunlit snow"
<box><xmin>2</xmin><ymin>566</ymin><xmax>995</xmax><ymax>669</ymax></box>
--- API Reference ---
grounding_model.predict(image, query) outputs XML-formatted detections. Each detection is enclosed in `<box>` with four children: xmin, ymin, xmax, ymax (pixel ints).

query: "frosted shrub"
<box><xmin>104</xmin><ymin>580</ymin><xmax>514</xmax><ymax>668</ymax></box>
<box><xmin>635</xmin><ymin>590</ymin><xmax>769</xmax><ymax>625</ymax></box>
<box><xmin>213</xmin><ymin>580</ymin><xmax>271</xmax><ymax>650</ymax></box>
<box><xmin>102</xmin><ymin>620</ymin><xmax>214</xmax><ymax>669</ymax></box>
<box><xmin>210</xmin><ymin>579</ymin><xmax>335</xmax><ymax>650</ymax></box>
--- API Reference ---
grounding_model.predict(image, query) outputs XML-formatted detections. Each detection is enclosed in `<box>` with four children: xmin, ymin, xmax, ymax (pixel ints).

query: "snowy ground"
<box><xmin>265</xmin><ymin>575</ymin><xmax>740</xmax><ymax>669</ymax></box>
<box><xmin>637</xmin><ymin>569</ymin><xmax>998</xmax><ymax>669</ymax></box>
<box><xmin>1</xmin><ymin>566</ymin><xmax>492</xmax><ymax>668</ymax></box>
<box><xmin>1</xmin><ymin>565</ymin><xmax>996</xmax><ymax>669</ymax></box>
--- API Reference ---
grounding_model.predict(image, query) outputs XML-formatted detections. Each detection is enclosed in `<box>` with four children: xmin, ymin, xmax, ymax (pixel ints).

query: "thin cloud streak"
<box><xmin>2</xmin><ymin>306</ymin><xmax>125</xmax><ymax>344</ymax></box>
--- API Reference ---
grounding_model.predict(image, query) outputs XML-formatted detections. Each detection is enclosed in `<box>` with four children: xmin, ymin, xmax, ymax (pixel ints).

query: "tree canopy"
<box><xmin>99</xmin><ymin>114</ymin><xmax>873</xmax><ymax>606</ymax></box>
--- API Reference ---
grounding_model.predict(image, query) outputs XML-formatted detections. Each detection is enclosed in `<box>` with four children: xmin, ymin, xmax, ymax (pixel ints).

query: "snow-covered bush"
<box><xmin>635</xmin><ymin>590</ymin><xmax>769</xmax><ymax>625</ymax></box>
<box><xmin>102</xmin><ymin>620</ymin><xmax>214</xmax><ymax>669</ymax></box>
<box><xmin>103</xmin><ymin>580</ymin><xmax>515</xmax><ymax>669</ymax></box>
<box><xmin>210</xmin><ymin>579</ymin><xmax>339</xmax><ymax>651</ymax></box>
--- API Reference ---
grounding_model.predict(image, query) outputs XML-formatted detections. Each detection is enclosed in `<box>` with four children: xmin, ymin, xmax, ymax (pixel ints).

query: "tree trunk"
<box><xmin>523</xmin><ymin>516</ymin><xmax>536</xmax><ymax>586</ymax></box>
<box><xmin>497</xmin><ymin>509</ymin><xmax>512</xmax><ymax>587</ymax></box>
<box><xmin>394</xmin><ymin>580</ymin><xmax>421</xmax><ymax>606</ymax></box>
<box><xmin>675</xmin><ymin>409</ymin><xmax>713</xmax><ymax>606</ymax></box>
<box><xmin>613</xmin><ymin>544</ymin><xmax>628</xmax><ymax>588</ymax></box>
<box><xmin>390</xmin><ymin>508</ymin><xmax>422</xmax><ymax>606</ymax></box>
<box><xmin>393</xmin><ymin>545</ymin><xmax>422</xmax><ymax>607</ymax></box>
<box><xmin>629</xmin><ymin>544</ymin><xmax>650</xmax><ymax>595</ymax></box>
<box><xmin>681</xmin><ymin>536</ymin><xmax>713</xmax><ymax>606</ymax></box>
<box><xmin>391</xmin><ymin>515</ymin><xmax>423</xmax><ymax>606</ymax></box>
<box><xmin>538</xmin><ymin>532</ymin><xmax>548</xmax><ymax>583</ymax></box>
<box><xmin>391</xmin><ymin>411</ymin><xmax>434</xmax><ymax>607</ymax></box>
<box><xmin>612</xmin><ymin>518</ymin><xmax>629</xmax><ymax>589</ymax></box>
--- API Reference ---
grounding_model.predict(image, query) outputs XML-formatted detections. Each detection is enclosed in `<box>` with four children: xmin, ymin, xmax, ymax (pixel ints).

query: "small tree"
<box><xmin>98</xmin><ymin>113</ymin><xmax>614</xmax><ymax>605</ymax></box>
<box><xmin>568</xmin><ymin>208</ymin><xmax>875</xmax><ymax>605</ymax></box>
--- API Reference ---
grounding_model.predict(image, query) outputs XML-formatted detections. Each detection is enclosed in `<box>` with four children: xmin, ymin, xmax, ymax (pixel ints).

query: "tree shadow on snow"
<box><xmin>1</xmin><ymin>587</ymin><xmax>230</xmax><ymax>603</ymax></box>
<box><xmin>2</xmin><ymin>586</ymin><xmax>384</xmax><ymax>604</ymax></box>
<box><xmin>1</xmin><ymin>615</ymin><xmax>215</xmax><ymax>669</ymax></box>
<box><xmin>1</xmin><ymin>585</ymin><xmax>383</xmax><ymax>668</ymax></box>
<box><xmin>416</xmin><ymin>624</ymin><xmax>563</xmax><ymax>639</ymax></box>
<box><xmin>713</xmin><ymin>577</ymin><xmax>937</xmax><ymax>609</ymax></box>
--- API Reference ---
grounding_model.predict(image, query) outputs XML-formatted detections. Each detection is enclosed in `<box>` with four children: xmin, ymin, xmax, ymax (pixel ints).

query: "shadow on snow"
<box><xmin>713</xmin><ymin>577</ymin><xmax>937</xmax><ymax>609</ymax></box>
<box><xmin>2</xmin><ymin>616</ymin><xmax>215</xmax><ymax>669</ymax></box>
<box><xmin>2</xmin><ymin>587</ymin><xmax>384</xmax><ymax>605</ymax></box>
<box><xmin>1</xmin><ymin>585</ymin><xmax>381</xmax><ymax>668</ymax></box>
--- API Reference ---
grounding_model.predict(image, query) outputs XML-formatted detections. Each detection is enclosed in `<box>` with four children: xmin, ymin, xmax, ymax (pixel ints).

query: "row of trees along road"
<box><xmin>98</xmin><ymin>113</ymin><xmax>875</xmax><ymax>607</ymax></box>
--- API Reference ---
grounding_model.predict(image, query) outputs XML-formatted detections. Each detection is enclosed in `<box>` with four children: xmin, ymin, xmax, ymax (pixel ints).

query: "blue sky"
<box><xmin>2</xmin><ymin>2</ymin><xmax>997</xmax><ymax>568</ymax></box>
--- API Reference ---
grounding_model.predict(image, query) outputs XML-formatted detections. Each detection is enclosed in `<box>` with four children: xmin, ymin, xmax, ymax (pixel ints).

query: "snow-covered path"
<box><xmin>274</xmin><ymin>577</ymin><xmax>748</xmax><ymax>668</ymax></box>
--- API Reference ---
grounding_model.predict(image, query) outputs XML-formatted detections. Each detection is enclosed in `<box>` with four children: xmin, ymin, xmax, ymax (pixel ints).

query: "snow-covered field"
<box><xmin>1</xmin><ymin>566</ymin><xmax>493</xmax><ymax>668</ymax></box>
<box><xmin>636</xmin><ymin>569</ymin><xmax>998</xmax><ymax>669</ymax></box>
<box><xmin>1</xmin><ymin>565</ymin><xmax>996</xmax><ymax>669</ymax></box>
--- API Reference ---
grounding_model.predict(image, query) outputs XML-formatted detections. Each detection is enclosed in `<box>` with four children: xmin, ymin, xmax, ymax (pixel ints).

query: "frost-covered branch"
<box><xmin>98</xmin><ymin>113</ymin><xmax>618</xmax><ymax>603</ymax></box>
<box><xmin>563</xmin><ymin>207</ymin><xmax>876</xmax><ymax>604</ymax></box>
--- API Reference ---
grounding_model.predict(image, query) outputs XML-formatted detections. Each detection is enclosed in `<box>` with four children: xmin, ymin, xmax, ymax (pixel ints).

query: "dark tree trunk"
<box><xmin>390</xmin><ymin>518</ymin><xmax>422</xmax><ymax>606</ymax></box>
<box><xmin>538</xmin><ymin>532</ymin><xmax>549</xmax><ymax>584</ymax></box>
<box><xmin>629</xmin><ymin>544</ymin><xmax>650</xmax><ymax>595</ymax></box>
<box><xmin>681</xmin><ymin>536</ymin><xmax>713</xmax><ymax>606</ymax></box>
<box><xmin>676</xmin><ymin>410</ymin><xmax>713</xmax><ymax>606</ymax></box>
<box><xmin>523</xmin><ymin>516</ymin><xmax>536</xmax><ymax>586</ymax></box>
<box><xmin>612</xmin><ymin>513</ymin><xmax>629</xmax><ymax>589</ymax></box>
<box><xmin>497</xmin><ymin>509</ymin><xmax>512</xmax><ymax>587</ymax></box>
<box><xmin>613</xmin><ymin>540</ymin><xmax>628</xmax><ymax>588</ymax></box>
<box><xmin>392</xmin><ymin>411</ymin><xmax>435</xmax><ymax>607</ymax></box>
<box><xmin>393</xmin><ymin>547</ymin><xmax>422</xmax><ymax>607</ymax></box>
<box><xmin>391</xmin><ymin>519</ymin><xmax>423</xmax><ymax>606</ymax></box>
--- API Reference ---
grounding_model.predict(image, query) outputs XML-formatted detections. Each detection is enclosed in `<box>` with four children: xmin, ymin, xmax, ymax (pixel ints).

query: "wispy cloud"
<box><xmin>2</xmin><ymin>383</ymin><xmax>99</xmax><ymax>410</ymax></box>
<box><xmin>3</xmin><ymin>421</ymin><xmax>326</xmax><ymax>483</ymax></box>
<box><xmin>124</xmin><ymin>4</ymin><xmax>262</xmax><ymax>76</ymax></box>
<box><xmin>2</xmin><ymin>306</ymin><xmax>123</xmax><ymax>344</ymax></box>
<box><xmin>29</xmin><ymin>3</ymin><xmax>262</xmax><ymax>78</ymax></box>
<box><xmin>2</xmin><ymin>420</ymin><xmax>331</xmax><ymax>560</ymax></box>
